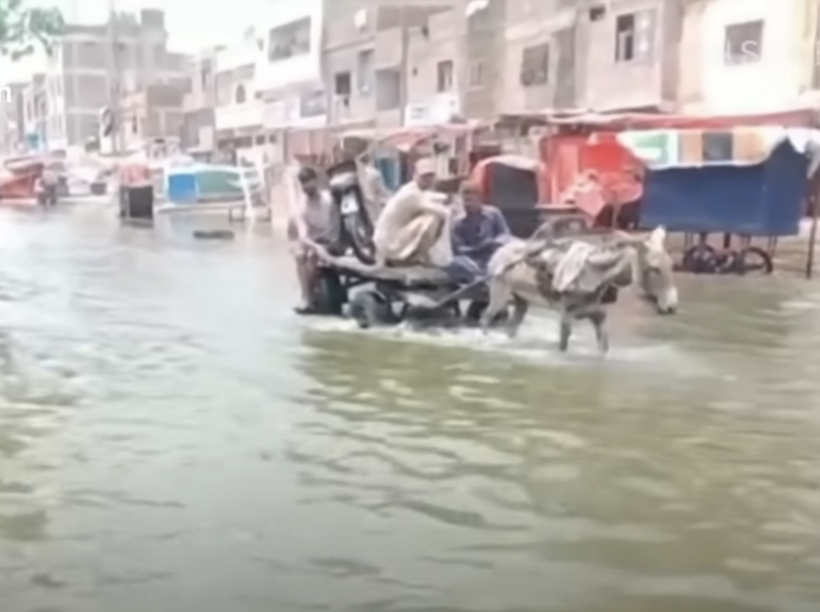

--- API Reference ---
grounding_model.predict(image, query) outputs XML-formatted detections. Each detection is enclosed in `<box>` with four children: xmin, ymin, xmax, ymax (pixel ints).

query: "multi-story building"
<box><xmin>255</xmin><ymin>0</ymin><xmax>327</xmax><ymax>158</ymax></box>
<box><xmin>321</xmin><ymin>0</ymin><xmax>457</xmax><ymax>132</ymax></box>
<box><xmin>21</xmin><ymin>74</ymin><xmax>48</xmax><ymax>150</ymax></box>
<box><xmin>40</xmin><ymin>9</ymin><xmax>187</xmax><ymax>149</ymax></box>
<box><xmin>181</xmin><ymin>48</ymin><xmax>218</xmax><ymax>151</ymax></box>
<box><xmin>1</xmin><ymin>82</ymin><xmax>28</xmax><ymax>153</ymax></box>
<box><xmin>678</xmin><ymin>0</ymin><xmax>816</xmax><ymax>114</ymax></box>
<box><xmin>470</xmin><ymin>0</ymin><xmax>680</xmax><ymax>117</ymax></box>
<box><xmin>119</xmin><ymin>79</ymin><xmax>188</xmax><ymax>152</ymax></box>
<box><xmin>214</xmin><ymin>29</ymin><xmax>266</xmax><ymax>159</ymax></box>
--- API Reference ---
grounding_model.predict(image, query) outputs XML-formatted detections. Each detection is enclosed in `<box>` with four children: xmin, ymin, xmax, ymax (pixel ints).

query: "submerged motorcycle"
<box><xmin>326</xmin><ymin>159</ymin><xmax>376</xmax><ymax>264</ymax></box>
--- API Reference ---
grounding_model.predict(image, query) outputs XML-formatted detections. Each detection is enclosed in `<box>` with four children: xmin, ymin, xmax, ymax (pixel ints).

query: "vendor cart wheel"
<box><xmin>312</xmin><ymin>270</ymin><xmax>347</xmax><ymax>316</ymax></box>
<box><xmin>348</xmin><ymin>289</ymin><xmax>393</xmax><ymax>328</ymax></box>
<box><xmin>682</xmin><ymin>244</ymin><xmax>718</xmax><ymax>274</ymax></box>
<box><xmin>735</xmin><ymin>246</ymin><xmax>773</xmax><ymax>275</ymax></box>
<box><xmin>342</xmin><ymin>215</ymin><xmax>376</xmax><ymax>265</ymax></box>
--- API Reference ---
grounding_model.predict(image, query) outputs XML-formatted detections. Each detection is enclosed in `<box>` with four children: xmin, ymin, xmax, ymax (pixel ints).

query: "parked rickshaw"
<box><xmin>469</xmin><ymin>155</ymin><xmax>545</xmax><ymax>237</ymax></box>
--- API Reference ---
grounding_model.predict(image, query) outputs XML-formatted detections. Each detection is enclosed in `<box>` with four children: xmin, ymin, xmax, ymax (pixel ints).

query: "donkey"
<box><xmin>480</xmin><ymin>226</ymin><xmax>678</xmax><ymax>353</ymax></box>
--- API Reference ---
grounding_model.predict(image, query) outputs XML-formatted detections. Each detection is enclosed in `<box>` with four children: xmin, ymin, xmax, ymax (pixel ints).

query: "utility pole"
<box><xmin>107</xmin><ymin>0</ymin><xmax>121</xmax><ymax>153</ymax></box>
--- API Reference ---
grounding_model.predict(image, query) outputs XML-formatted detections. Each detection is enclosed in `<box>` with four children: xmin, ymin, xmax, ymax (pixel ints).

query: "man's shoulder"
<box><xmin>481</xmin><ymin>204</ymin><xmax>504</xmax><ymax>219</ymax></box>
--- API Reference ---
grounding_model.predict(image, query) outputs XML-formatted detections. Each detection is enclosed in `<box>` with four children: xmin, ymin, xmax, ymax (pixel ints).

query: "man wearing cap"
<box><xmin>372</xmin><ymin>158</ymin><xmax>451</xmax><ymax>268</ymax></box>
<box><xmin>445</xmin><ymin>180</ymin><xmax>511</xmax><ymax>283</ymax></box>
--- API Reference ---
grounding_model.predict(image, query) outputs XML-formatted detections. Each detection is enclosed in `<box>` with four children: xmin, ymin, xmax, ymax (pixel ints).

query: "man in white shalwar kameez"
<box><xmin>372</xmin><ymin>158</ymin><xmax>452</xmax><ymax>269</ymax></box>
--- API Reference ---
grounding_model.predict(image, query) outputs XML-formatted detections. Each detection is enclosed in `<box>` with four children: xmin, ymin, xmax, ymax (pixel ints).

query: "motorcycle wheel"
<box><xmin>342</xmin><ymin>214</ymin><xmax>376</xmax><ymax>264</ymax></box>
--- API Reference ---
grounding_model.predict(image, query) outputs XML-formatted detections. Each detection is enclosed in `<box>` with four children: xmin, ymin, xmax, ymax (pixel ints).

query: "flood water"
<box><xmin>1</xmin><ymin>205</ymin><xmax>819</xmax><ymax>612</ymax></box>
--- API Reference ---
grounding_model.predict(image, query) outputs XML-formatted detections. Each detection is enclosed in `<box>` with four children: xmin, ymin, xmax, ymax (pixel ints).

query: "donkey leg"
<box><xmin>558</xmin><ymin>312</ymin><xmax>573</xmax><ymax>352</ymax></box>
<box><xmin>481</xmin><ymin>278</ymin><xmax>511</xmax><ymax>333</ymax></box>
<box><xmin>588</xmin><ymin>310</ymin><xmax>609</xmax><ymax>354</ymax></box>
<box><xmin>505</xmin><ymin>294</ymin><xmax>529</xmax><ymax>339</ymax></box>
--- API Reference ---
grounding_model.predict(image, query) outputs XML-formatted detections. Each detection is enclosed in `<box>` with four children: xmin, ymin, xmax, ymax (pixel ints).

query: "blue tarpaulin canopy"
<box><xmin>615</xmin><ymin>127</ymin><xmax>820</xmax><ymax>236</ymax></box>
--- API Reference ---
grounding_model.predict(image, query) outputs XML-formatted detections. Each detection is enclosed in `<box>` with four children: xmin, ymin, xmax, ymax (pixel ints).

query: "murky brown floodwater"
<box><xmin>1</xmin><ymin>204</ymin><xmax>819</xmax><ymax>612</ymax></box>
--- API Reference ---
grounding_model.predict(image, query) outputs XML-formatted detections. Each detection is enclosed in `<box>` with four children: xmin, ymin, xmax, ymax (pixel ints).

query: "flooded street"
<box><xmin>1</xmin><ymin>205</ymin><xmax>819</xmax><ymax>612</ymax></box>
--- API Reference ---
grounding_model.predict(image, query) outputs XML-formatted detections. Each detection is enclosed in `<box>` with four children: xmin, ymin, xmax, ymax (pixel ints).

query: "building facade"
<box><xmin>181</xmin><ymin>49</ymin><xmax>218</xmax><ymax>151</ymax></box>
<box><xmin>213</xmin><ymin>30</ymin><xmax>268</xmax><ymax>161</ymax></box>
<box><xmin>322</xmin><ymin>0</ymin><xmax>456</xmax><ymax>131</ymax></box>
<box><xmin>678</xmin><ymin>0</ymin><xmax>815</xmax><ymax>114</ymax></box>
<box><xmin>40</xmin><ymin>9</ymin><xmax>186</xmax><ymax>149</ymax></box>
<box><xmin>119</xmin><ymin>79</ymin><xmax>188</xmax><ymax>151</ymax></box>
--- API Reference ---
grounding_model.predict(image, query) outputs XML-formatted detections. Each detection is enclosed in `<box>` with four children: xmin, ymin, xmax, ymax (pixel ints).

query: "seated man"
<box><xmin>373</xmin><ymin>158</ymin><xmax>451</xmax><ymax>268</ymax></box>
<box><xmin>445</xmin><ymin>181</ymin><xmax>511</xmax><ymax>284</ymax></box>
<box><xmin>288</xmin><ymin>166</ymin><xmax>340</xmax><ymax>314</ymax></box>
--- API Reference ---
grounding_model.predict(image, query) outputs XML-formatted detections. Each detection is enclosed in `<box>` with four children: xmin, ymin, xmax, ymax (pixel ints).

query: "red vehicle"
<box><xmin>0</xmin><ymin>156</ymin><xmax>44</xmax><ymax>201</ymax></box>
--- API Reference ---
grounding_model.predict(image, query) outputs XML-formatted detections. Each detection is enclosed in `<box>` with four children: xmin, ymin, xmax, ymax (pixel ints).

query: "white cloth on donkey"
<box><xmin>552</xmin><ymin>242</ymin><xmax>597</xmax><ymax>292</ymax></box>
<box><xmin>373</xmin><ymin>180</ymin><xmax>452</xmax><ymax>268</ymax></box>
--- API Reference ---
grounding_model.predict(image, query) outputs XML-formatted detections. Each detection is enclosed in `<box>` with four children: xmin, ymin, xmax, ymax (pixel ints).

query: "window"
<box><xmin>724</xmin><ymin>20</ymin><xmax>763</xmax><ymax>65</ymax></box>
<box><xmin>615</xmin><ymin>11</ymin><xmax>654</xmax><ymax>62</ymax></box>
<box><xmin>299</xmin><ymin>91</ymin><xmax>326</xmax><ymax>118</ymax></box>
<box><xmin>520</xmin><ymin>44</ymin><xmax>549</xmax><ymax>86</ymax></box>
<box><xmin>235</xmin><ymin>84</ymin><xmax>246</xmax><ymax>104</ymax></box>
<box><xmin>468</xmin><ymin>60</ymin><xmax>484</xmax><ymax>88</ymax></box>
<box><xmin>356</xmin><ymin>49</ymin><xmax>374</xmax><ymax>94</ymax></box>
<box><xmin>267</xmin><ymin>17</ymin><xmax>311</xmax><ymax>62</ymax></box>
<box><xmin>437</xmin><ymin>60</ymin><xmax>454</xmax><ymax>92</ymax></box>
<box><xmin>334</xmin><ymin>72</ymin><xmax>351</xmax><ymax>96</ymax></box>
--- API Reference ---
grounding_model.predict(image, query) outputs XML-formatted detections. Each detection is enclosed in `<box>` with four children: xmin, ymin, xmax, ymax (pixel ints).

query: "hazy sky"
<box><xmin>3</xmin><ymin>0</ymin><xmax>268</xmax><ymax>81</ymax></box>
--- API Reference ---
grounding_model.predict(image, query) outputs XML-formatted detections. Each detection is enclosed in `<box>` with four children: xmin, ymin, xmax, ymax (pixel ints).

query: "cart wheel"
<box><xmin>348</xmin><ymin>290</ymin><xmax>392</xmax><ymax>328</ymax></box>
<box><xmin>682</xmin><ymin>244</ymin><xmax>718</xmax><ymax>274</ymax></box>
<box><xmin>714</xmin><ymin>249</ymin><xmax>740</xmax><ymax>274</ymax></box>
<box><xmin>736</xmin><ymin>246</ymin><xmax>773</xmax><ymax>275</ymax></box>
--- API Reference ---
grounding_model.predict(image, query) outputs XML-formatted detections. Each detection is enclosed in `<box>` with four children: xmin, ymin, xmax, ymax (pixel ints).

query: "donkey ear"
<box><xmin>647</xmin><ymin>226</ymin><xmax>667</xmax><ymax>250</ymax></box>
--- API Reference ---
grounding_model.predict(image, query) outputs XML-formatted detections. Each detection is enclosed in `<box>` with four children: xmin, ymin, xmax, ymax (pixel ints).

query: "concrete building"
<box><xmin>181</xmin><ymin>49</ymin><xmax>218</xmax><ymax>151</ymax></box>
<box><xmin>0</xmin><ymin>82</ymin><xmax>27</xmax><ymax>153</ymax></box>
<box><xmin>255</xmin><ymin>0</ymin><xmax>327</xmax><ymax>158</ymax></box>
<box><xmin>40</xmin><ymin>9</ymin><xmax>187</xmax><ymax>149</ymax></box>
<box><xmin>678</xmin><ymin>0</ymin><xmax>816</xmax><ymax>114</ymax></box>
<box><xmin>321</xmin><ymin>0</ymin><xmax>457</xmax><ymax>132</ymax></box>
<box><xmin>466</xmin><ymin>0</ymin><xmax>681</xmax><ymax>117</ymax></box>
<box><xmin>119</xmin><ymin>79</ymin><xmax>188</xmax><ymax>151</ymax></box>
<box><xmin>214</xmin><ymin>29</ymin><xmax>266</xmax><ymax>158</ymax></box>
<box><xmin>21</xmin><ymin>74</ymin><xmax>48</xmax><ymax>150</ymax></box>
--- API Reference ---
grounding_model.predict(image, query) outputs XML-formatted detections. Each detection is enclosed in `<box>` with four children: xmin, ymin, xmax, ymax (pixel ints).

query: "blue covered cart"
<box><xmin>617</xmin><ymin>127</ymin><xmax>820</xmax><ymax>275</ymax></box>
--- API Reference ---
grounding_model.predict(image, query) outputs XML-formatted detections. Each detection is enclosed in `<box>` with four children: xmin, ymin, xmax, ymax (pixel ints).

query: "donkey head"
<box><xmin>630</xmin><ymin>226</ymin><xmax>678</xmax><ymax>314</ymax></box>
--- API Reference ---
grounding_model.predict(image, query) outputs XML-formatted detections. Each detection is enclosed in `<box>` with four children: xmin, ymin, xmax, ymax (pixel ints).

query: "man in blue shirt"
<box><xmin>446</xmin><ymin>181</ymin><xmax>511</xmax><ymax>283</ymax></box>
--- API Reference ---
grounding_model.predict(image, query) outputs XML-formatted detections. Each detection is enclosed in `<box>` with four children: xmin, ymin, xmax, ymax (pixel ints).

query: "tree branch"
<box><xmin>0</xmin><ymin>1</ymin><xmax>64</xmax><ymax>59</ymax></box>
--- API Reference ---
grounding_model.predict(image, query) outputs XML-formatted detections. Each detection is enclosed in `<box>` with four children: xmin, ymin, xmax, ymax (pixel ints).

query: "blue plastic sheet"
<box><xmin>639</xmin><ymin>141</ymin><xmax>808</xmax><ymax>236</ymax></box>
<box><xmin>166</xmin><ymin>172</ymin><xmax>197</xmax><ymax>204</ymax></box>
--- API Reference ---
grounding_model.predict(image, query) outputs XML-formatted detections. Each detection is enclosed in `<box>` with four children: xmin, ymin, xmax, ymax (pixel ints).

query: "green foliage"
<box><xmin>0</xmin><ymin>0</ymin><xmax>64</xmax><ymax>60</ymax></box>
